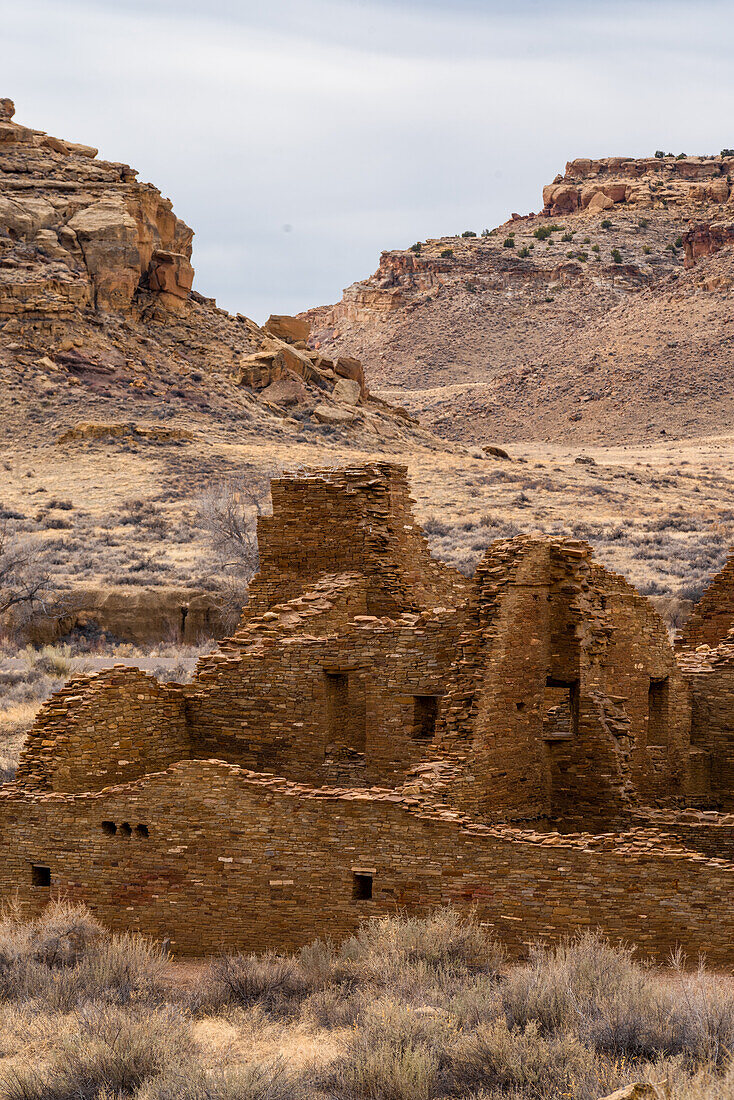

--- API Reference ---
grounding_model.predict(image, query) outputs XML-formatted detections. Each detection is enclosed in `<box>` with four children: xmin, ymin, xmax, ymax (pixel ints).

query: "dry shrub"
<box><xmin>0</xmin><ymin>1004</ymin><xmax>193</xmax><ymax>1100</ymax></box>
<box><xmin>502</xmin><ymin>933</ymin><xmax>734</xmax><ymax>1066</ymax></box>
<box><xmin>199</xmin><ymin>911</ymin><xmax>503</xmax><ymax>1022</ymax></box>
<box><xmin>0</xmin><ymin>900</ymin><xmax>168</xmax><ymax>1008</ymax></box>
<box><xmin>0</xmin><ymin>898</ymin><xmax>103</xmax><ymax>975</ymax></box>
<box><xmin>338</xmin><ymin>908</ymin><xmax>505</xmax><ymax>987</ymax></box>
<box><xmin>319</xmin><ymin>997</ymin><xmax>611</xmax><ymax>1100</ymax></box>
<box><xmin>197</xmin><ymin>952</ymin><xmax>312</xmax><ymax>1017</ymax></box>
<box><xmin>140</xmin><ymin>1057</ymin><xmax>306</xmax><ymax>1100</ymax></box>
<box><xmin>446</xmin><ymin>1018</ymin><xmax>608</xmax><ymax>1099</ymax></box>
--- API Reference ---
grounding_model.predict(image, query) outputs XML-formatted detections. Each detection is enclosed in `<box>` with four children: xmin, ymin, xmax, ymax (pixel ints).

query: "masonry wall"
<box><xmin>248</xmin><ymin>463</ymin><xmax>468</xmax><ymax>616</ymax></box>
<box><xmin>15</xmin><ymin>668</ymin><xmax>189</xmax><ymax>793</ymax></box>
<box><xmin>436</xmin><ymin>538</ymin><xmax>693</xmax><ymax>825</ymax></box>
<box><xmin>590</xmin><ymin>566</ymin><xmax>691</xmax><ymax>805</ymax></box>
<box><xmin>187</xmin><ymin>608</ymin><xmax>464</xmax><ymax>786</ymax></box>
<box><xmin>2</xmin><ymin>760</ymin><xmax>733</xmax><ymax>965</ymax></box>
<box><xmin>677</xmin><ymin>551</ymin><xmax>734</xmax><ymax>648</ymax></box>
<box><xmin>682</xmin><ymin>649</ymin><xmax>734</xmax><ymax>808</ymax></box>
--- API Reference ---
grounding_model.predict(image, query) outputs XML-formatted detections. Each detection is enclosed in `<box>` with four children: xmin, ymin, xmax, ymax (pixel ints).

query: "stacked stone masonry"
<box><xmin>4</xmin><ymin>463</ymin><xmax>734</xmax><ymax>961</ymax></box>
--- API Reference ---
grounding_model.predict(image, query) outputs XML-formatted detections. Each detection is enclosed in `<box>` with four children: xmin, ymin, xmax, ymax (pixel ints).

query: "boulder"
<box><xmin>42</xmin><ymin>135</ymin><xmax>70</xmax><ymax>155</ymax></box>
<box><xmin>264</xmin><ymin>314</ymin><xmax>310</xmax><ymax>343</ymax></box>
<box><xmin>68</xmin><ymin>196</ymin><xmax>141</xmax><ymax>311</ymax></box>
<box><xmin>277</xmin><ymin>341</ymin><xmax>326</xmax><ymax>387</ymax></box>
<box><xmin>147</xmin><ymin>249</ymin><xmax>194</xmax><ymax>302</ymax></box>
<box><xmin>546</xmin><ymin>184</ymin><xmax>580</xmax><ymax>214</ymax></box>
<box><xmin>313</xmin><ymin>404</ymin><xmax>356</xmax><ymax>426</ymax></box>
<box><xmin>0</xmin><ymin>99</ymin><xmax>14</xmax><ymax>122</ymax></box>
<box><xmin>603</xmin><ymin>182</ymin><xmax>628</xmax><ymax>203</ymax></box>
<box><xmin>587</xmin><ymin>191</ymin><xmax>615</xmax><ymax>213</ymax></box>
<box><xmin>332</xmin><ymin>377</ymin><xmax>361</xmax><ymax>405</ymax></box>
<box><xmin>262</xmin><ymin>375</ymin><xmax>309</xmax><ymax>406</ymax></box>
<box><xmin>596</xmin><ymin>1085</ymin><xmax>662</xmax><ymax>1100</ymax></box>
<box><xmin>335</xmin><ymin>355</ymin><xmax>367</xmax><ymax>396</ymax></box>
<box><xmin>65</xmin><ymin>141</ymin><xmax>98</xmax><ymax>159</ymax></box>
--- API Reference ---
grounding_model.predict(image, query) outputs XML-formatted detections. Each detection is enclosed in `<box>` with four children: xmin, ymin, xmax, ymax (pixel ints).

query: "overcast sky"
<box><xmin>5</xmin><ymin>0</ymin><xmax>734</xmax><ymax>320</ymax></box>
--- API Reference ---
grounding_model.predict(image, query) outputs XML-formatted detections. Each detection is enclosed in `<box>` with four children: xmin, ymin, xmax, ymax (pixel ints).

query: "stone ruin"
<box><xmin>3</xmin><ymin>463</ymin><xmax>734</xmax><ymax>961</ymax></box>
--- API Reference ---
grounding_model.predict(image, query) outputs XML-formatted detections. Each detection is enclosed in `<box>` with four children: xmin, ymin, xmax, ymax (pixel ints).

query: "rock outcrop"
<box><xmin>682</xmin><ymin>220</ymin><xmax>734</xmax><ymax>268</ymax></box>
<box><xmin>0</xmin><ymin>97</ymin><xmax>420</xmax><ymax>446</ymax></box>
<box><xmin>0</xmin><ymin>98</ymin><xmax>194</xmax><ymax>320</ymax></box>
<box><xmin>304</xmin><ymin>152</ymin><xmax>734</xmax><ymax>446</ymax></box>
<box><xmin>543</xmin><ymin>154</ymin><xmax>734</xmax><ymax>217</ymax></box>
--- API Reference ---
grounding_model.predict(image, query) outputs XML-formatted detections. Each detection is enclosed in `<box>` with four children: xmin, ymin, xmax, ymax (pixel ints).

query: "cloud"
<box><xmin>3</xmin><ymin>0</ymin><xmax>734</xmax><ymax>319</ymax></box>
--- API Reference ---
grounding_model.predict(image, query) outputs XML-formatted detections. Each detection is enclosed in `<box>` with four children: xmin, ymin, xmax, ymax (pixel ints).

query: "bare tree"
<box><xmin>198</xmin><ymin>472</ymin><xmax>275</xmax><ymax>630</ymax></box>
<box><xmin>0</xmin><ymin>527</ymin><xmax>53</xmax><ymax>622</ymax></box>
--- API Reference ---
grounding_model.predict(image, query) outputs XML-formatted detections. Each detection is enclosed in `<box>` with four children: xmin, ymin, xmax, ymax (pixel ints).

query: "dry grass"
<box><xmin>0</xmin><ymin>903</ymin><xmax>729</xmax><ymax>1099</ymax></box>
<box><xmin>2</xmin><ymin>428</ymin><xmax>732</xmax><ymax>615</ymax></box>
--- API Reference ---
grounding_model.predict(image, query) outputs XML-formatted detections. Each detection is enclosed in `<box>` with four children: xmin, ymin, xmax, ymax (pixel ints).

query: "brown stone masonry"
<box><xmin>677</xmin><ymin>550</ymin><xmax>734</xmax><ymax>648</ymax></box>
<box><xmin>1</xmin><ymin>761</ymin><xmax>733</xmax><ymax>964</ymax></box>
<box><xmin>7</xmin><ymin>463</ymin><xmax>734</xmax><ymax>961</ymax></box>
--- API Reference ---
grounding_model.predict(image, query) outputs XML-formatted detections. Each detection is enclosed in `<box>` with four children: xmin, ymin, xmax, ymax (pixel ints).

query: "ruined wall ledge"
<box><xmin>3</xmin><ymin>758</ymin><xmax>731</xmax><ymax>869</ymax></box>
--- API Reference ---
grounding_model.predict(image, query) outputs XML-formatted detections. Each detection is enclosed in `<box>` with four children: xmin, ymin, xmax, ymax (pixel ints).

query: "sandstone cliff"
<box><xmin>305</xmin><ymin>153</ymin><xmax>734</xmax><ymax>445</ymax></box>
<box><xmin>0</xmin><ymin>97</ymin><xmax>425</xmax><ymax>449</ymax></box>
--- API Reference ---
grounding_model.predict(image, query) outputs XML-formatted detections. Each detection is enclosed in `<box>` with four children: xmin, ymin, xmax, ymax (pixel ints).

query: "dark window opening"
<box><xmin>412</xmin><ymin>695</ymin><xmax>439</xmax><ymax>740</ymax></box>
<box><xmin>101</xmin><ymin>821</ymin><xmax>117</xmax><ymax>835</ymax></box>
<box><xmin>135</xmin><ymin>824</ymin><xmax>149</xmax><ymax>838</ymax></box>
<box><xmin>120</xmin><ymin>822</ymin><xmax>132</xmax><ymax>837</ymax></box>
<box><xmin>324</xmin><ymin>669</ymin><xmax>366</xmax><ymax>753</ymax></box>
<box><xmin>352</xmin><ymin>872</ymin><xmax>373</xmax><ymax>900</ymax></box>
<box><xmin>32</xmin><ymin>865</ymin><xmax>50</xmax><ymax>888</ymax></box>
<box><xmin>543</xmin><ymin>677</ymin><xmax>579</xmax><ymax>741</ymax></box>
<box><xmin>648</xmin><ymin>677</ymin><xmax>669</xmax><ymax>747</ymax></box>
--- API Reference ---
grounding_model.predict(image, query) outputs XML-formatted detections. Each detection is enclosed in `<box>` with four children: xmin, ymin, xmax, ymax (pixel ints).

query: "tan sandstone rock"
<box><xmin>587</xmin><ymin>191</ymin><xmax>615</xmax><ymax>214</ymax></box>
<box><xmin>264</xmin><ymin>314</ymin><xmax>311</xmax><ymax>343</ymax></box>
<box><xmin>596</xmin><ymin>1084</ymin><xmax>663</xmax><ymax>1100</ymax></box>
<box><xmin>332</xmin><ymin>377</ymin><xmax>362</xmax><ymax>405</ymax></box>
<box><xmin>68</xmin><ymin>197</ymin><xmax>140</xmax><ymax>312</ymax></box>
<box><xmin>313</xmin><ymin>404</ymin><xmax>357</xmax><ymax>425</ymax></box>
<box><xmin>147</xmin><ymin>249</ymin><xmax>194</xmax><ymax>304</ymax></box>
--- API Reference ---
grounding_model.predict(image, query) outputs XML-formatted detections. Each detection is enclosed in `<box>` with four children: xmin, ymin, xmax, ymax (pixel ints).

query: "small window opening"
<box><xmin>324</xmin><ymin>669</ymin><xmax>366</xmax><ymax>753</ymax></box>
<box><xmin>648</xmin><ymin>676</ymin><xmax>669</xmax><ymax>747</ymax></box>
<box><xmin>352</xmin><ymin>872</ymin><xmax>373</xmax><ymax>900</ymax></box>
<box><xmin>120</xmin><ymin>822</ymin><xmax>132</xmax><ymax>837</ymax></box>
<box><xmin>135</xmin><ymin>824</ymin><xmax>149</xmax><ymax>838</ymax></box>
<box><xmin>101</xmin><ymin>821</ymin><xmax>117</xmax><ymax>835</ymax></box>
<box><xmin>31</xmin><ymin>865</ymin><xmax>50</xmax><ymax>888</ymax></box>
<box><xmin>412</xmin><ymin>695</ymin><xmax>439</xmax><ymax>740</ymax></box>
<box><xmin>543</xmin><ymin>677</ymin><xmax>579</xmax><ymax>741</ymax></box>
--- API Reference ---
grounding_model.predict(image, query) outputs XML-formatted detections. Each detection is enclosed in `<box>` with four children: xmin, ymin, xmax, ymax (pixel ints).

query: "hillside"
<box><xmin>0</xmin><ymin>96</ymin><xmax>459</xmax><ymax>635</ymax></box>
<box><xmin>0</xmin><ymin>100</ymin><xmax>731</xmax><ymax>645</ymax></box>
<box><xmin>305</xmin><ymin>154</ymin><xmax>734</xmax><ymax>445</ymax></box>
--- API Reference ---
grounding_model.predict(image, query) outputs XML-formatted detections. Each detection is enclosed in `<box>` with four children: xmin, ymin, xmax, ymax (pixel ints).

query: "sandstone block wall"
<box><xmin>678</xmin><ymin>644</ymin><xmax>734</xmax><ymax>808</ymax></box>
<box><xmin>676</xmin><ymin>551</ymin><xmax>734</xmax><ymax>648</ymax></box>
<box><xmin>248</xmin><ymin>464</ymin><xmax>469</xmax><ymax>616</ymax></box>
<box><xmin>188</xmin><ymin>593</ymin><xmax>464</xmax><ymax>786</ymax></box>
<box><xmin>15</xmin><ymin>667</ymin><xmax>189</xmax><ymax>793</ymax></box>
<box><xmin>436</xmin><ymin>537</ymin><xmax>691</xmax><ymax>825</ymax></box>
<box><xmin>10</xmin><ymin>461</ymin><xmax>732</xmax><ymax>962</ymax></box>
<box><xmin>2</xmin><ymin>760</ymin><xmax>734</xmax><ymax>965</ymax></box>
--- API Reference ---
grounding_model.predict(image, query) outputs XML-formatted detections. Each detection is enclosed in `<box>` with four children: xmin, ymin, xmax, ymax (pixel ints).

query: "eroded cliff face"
<box><xmin>0</xmin><ymin>98</ymin><xmax>429</xmax><ymax>451</ymax></box>
<box><xmin>0</xmin><ymin>99</ymin><xmax>194</xmax><ymax>318</ymax></box>
<box><xmin>304</xmin><ymin>154</ymin><xmax>734</xmax><ymax>445</ymax></box>
<box><xmin>543</xmin><ymin>155</ymin><xmax>734</xmax><ymax>216</ymax></box>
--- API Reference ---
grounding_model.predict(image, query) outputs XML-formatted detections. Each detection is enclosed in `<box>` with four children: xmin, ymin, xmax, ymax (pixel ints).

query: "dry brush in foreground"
<box><xmin>0</xmin><ymin>903</ymin><xmax>731</xmax><ymax>1100</ymax></box>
